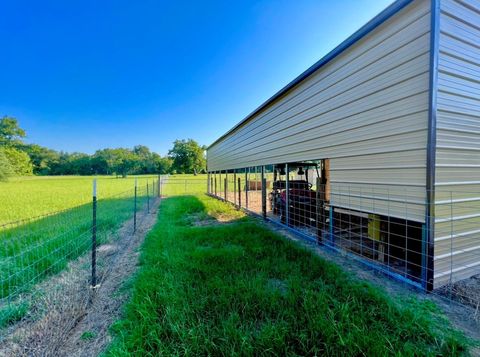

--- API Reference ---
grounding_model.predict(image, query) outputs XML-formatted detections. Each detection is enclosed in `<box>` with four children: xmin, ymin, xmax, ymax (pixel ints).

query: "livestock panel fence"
<box><xmin>1</xmin><ymin>173</ymin><xmax>478</xmax><ymax>340</ymax></box>
<box><xmin>205</xmin><ymin>168</ymin><xmax>480</xmax><ymax>314</ymax></box>
<box><xmin>0</xmin><ymin>177</ymin><xmax>159</xmax><ymax>338</ymax></box>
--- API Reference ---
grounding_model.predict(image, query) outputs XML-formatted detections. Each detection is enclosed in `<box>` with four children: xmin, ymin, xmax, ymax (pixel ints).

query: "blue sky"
<box><xmin>0</xmin><ymin>0</ymin><xmax>392</xmax><ymax>155</ymax></box>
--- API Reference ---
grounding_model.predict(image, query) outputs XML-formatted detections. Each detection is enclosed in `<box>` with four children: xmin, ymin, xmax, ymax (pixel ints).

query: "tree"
<box><xmin>22</xmin><ymin>144</ymin><xmax>60</xmax><ymax>175</ymax></box>
<box><xmin>66</xmin><ymin>153</ymin><xmax>94</xmax><ymax>175</ymax></box>
<box><xmin>168</xmin><ymin>139</ymin><xmax>206</xmax><ymax>174</ymax></box>
<box><xmin>3</xmin><ymin>147</ymin><xmax>33</xmax><ymax>176</ymax></box>
<box><xmin>0</xmin><ymin>148</ymin><xmax>13</xmax><ymax>180</ymax></box>
<box><xmin>0</xmin><ymin>116</ymin><xmax>26</xmax><ymax>146</ymax></box>
<box><xmin>133</xmin><ymin>145</ymin><xmax>157</xmax><ymax>174</ymax></box>
<box><xmin>156</xmin><ymin>156</ymin><xmax>173</xmax><ymax>174</ymax></box>
<box><xmin>108</xmin><ymin>148</ymin><xmax>139</xmax><ymax>177</ymax></box>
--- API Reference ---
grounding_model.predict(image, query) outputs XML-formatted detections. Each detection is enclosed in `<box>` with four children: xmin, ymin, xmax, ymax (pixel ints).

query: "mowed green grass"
<box><xmin>0</xmin><ymin>175</ymin><xmax>158</xmax><ymax>225</ymax></box>
<box><xmin>160</xmin><ymin>174</ymin><xmax>207</xmax><ymax>197</ymax></box>
<box><xmin>106</xmin><ymin>194</ymin><xmax>470</xmax><ymax>356</ymax></box>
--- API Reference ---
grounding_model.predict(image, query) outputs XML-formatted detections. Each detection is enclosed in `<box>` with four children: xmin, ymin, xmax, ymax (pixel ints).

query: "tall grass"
<box><xmin>106</xmin><ymin>194</ymin><xmax>470</xmax><ymax>355</ymax></box>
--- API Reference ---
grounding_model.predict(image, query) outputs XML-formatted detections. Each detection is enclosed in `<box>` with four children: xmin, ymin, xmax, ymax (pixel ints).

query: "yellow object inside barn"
<box><xmin>368</xmin><ymin>214</ymin><xmax>381</xmax><ymax>241</ymax></box>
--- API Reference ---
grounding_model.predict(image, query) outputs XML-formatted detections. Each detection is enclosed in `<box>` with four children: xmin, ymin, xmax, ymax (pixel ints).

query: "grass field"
<box><xmin>0</xmin><ymin>175</ymin><xmax>159</xmax><ymax>225</ymax></box>
<box><xmin>0</xmin><ymin>174</ymin><xmax>165</xmax><ymax>325</ymax></box>
<box><xmin>106</xmin><ymin>194</ymin><xmax>470</xmax><ymax>356</ymax></box>
<box><xmin>160</xmin><ymin>174</ymin><xmax>207</xmax><ymax>197</ymax></box>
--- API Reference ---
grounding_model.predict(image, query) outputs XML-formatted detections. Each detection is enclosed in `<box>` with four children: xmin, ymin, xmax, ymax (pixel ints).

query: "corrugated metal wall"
<box><xmin>207</xmin><ymin>0</ymin><xmax>431</xmax><ymax>222</ymax></box>
<box><xmin>434</xmin><ymin>0</ymin><xmax>480</xmax><ymax>288</ymax></box>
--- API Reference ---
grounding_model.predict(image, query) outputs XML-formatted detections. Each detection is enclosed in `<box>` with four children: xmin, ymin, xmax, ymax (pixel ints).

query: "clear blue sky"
<box><xmin>0</xmin><ymin>0</ymin><xmax>392</xmax><ymax>155</ymax></box>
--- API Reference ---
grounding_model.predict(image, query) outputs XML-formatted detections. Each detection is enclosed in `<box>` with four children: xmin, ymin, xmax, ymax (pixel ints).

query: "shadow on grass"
<box><xmin>0</xmin><ymin>194</ymin><xmax>150</xmax><ymax>303</ymax></box>
<box><xmin>106</xmin><ymin>195</ymin><xmax>473</xmax><ymax>356</ymax></box>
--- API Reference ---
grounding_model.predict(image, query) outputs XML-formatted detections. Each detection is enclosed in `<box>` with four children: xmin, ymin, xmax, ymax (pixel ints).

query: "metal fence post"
<box><xmin>285</xmin><ymin>164</ymin><xmax>290</xmax><ymax>226</ymax></box>
<box><xmin>238</xmin><ymin>177</ymin><xmax>241</xmax><ymax>209</ymax></box>
<box><xmin>233</xmin><ymin>172</ymin><xmax>237</xmax><ymax>205</ymax></box>
<box><xmin>147</xmin><ymin>180</ymin><xmax>150</xmax><ymax>213</ymax></box>
<box><xmin>91</xmin><ymin>179</ymin><xmax>97</xmax><ymax>288</ymax></box>
<box><xmin>134</xmin><ymin>178</ymin><xmax>137</xmax><ymax>233</ymax></box>
<box><xmin>245</xmin><ymin>170</ymin><xmax>248</xmax><ymax>209</ymax></box>
<box><xmin>329</xmin><ymin>206</ymin><xmax>334</xmax><ymax>245</ymax></box>
<box><xmin>160</xmin><ymin>175</ymin><xmax>163</xmax><ymax>197</ymax></box>
<box><xmin>158</xmin><ymin>174</ymin><xmax>161</xmax><ymax>197</ymax></box>
<box><xmin>224</xmin><ymin>177</ymin><xmax>227</xmax><ymax>201</ymax></box>
<box><xmin>316</xmin><ymin>176</ymin><xmax>322</xmax><ymax>243</ymax></box>
<box><xmin>207</xmin><ymin>172</ymin><xmax>209</xmax><ymax>194</ymax></box>
<box><xmin>261</xmin><ymin>166</ymin><xmax>266</xmax><ymax>220</ymax></box>
<box><xmin>210</xmin><ymin>175</ymin><xmax>214</xmax><ymax>196</ymax></box>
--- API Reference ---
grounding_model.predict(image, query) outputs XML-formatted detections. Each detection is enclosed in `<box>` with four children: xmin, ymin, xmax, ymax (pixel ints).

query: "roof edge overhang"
<box><xmin>207</xmin><ymin>0</ymin><xmax>414</xmax><ymax>150</ymax></box>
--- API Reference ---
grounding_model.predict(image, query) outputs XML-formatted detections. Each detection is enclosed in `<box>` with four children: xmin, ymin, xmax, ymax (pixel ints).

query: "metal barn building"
<box><xmin>206</xmin><ymin>0</ymin><xmax>480</xmax><ymax>291</ymax></box>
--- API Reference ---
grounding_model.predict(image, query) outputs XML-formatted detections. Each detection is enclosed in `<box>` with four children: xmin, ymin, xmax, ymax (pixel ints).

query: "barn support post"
<box><xmin>224</xmin><ymin>171</ymin><xmax>228</xmax><ymax>201</ymax></box>
<box><xmin>261</xmin><ymin>166</ymin><xmax>266</xmax><ymax>219</ymax></box>
<box><xmin>285</xmin><ymin>164</ymin><xmax>290</xmax><ymax>227</ymax></box>
<box><xmin>329</xmin><ymin>206</ymin><xmax>334</xmax><ymax>246</ymax></box>
<box><xmin>214</xmin><ymin>172</ymin><xmax>217</xmax><ymax>196</ymax></box>
<box><xmin>316</xmin><ymin>176</ymin><xmax>322</xmax><ymax>243</ymax></box>
<box><xmin>424</xmin><ymin>0</ymin><xmax>440</xmax><ymax>292</ymax></box>
<box><xmin>91</xmin><ymin>179</ymin><xmax>98</xmax><ymax>288</ymax></box>
<box><xmin>233</xmin><ymin>172</ymin><xmax>237</xmax><ymax>205</ymax></box>
<box><xmin>238</xmin><ymin>177</ymin><xmax>241</xmax><ymax>209</ymax></box>
<box><xmin>245</xmin><ymin>169</ymin><xmax>249</xmax><ymax>209</ymax></box>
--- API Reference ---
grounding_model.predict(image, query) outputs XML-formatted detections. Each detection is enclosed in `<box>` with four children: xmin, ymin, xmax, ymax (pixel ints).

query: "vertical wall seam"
<box><xmin>425</xmin><ymin>0</ymin><xmax>440</xmax><ymax>291</ymax></box>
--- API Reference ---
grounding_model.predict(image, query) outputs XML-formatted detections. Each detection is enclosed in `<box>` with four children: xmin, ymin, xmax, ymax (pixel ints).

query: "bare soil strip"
<box><xmin>0</xmin><ymin>198</ymin><xmax>160</xmax><ymax>357</ymax></box>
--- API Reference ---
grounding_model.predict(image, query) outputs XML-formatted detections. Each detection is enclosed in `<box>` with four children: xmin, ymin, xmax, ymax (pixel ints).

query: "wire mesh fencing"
<box><xmin>206</xmin><ymin>168</ymin><xmax>480</xmax><ymax>314</ymax></box>
<box><xmin>159</xmin><ymin>175</ymin><xmax>208</xmax><ymax>197</ymax></box>
<box><xmin>0</xmin><ymin>177</ymin><xmax>159</xmax><ymax>336</ymax></box>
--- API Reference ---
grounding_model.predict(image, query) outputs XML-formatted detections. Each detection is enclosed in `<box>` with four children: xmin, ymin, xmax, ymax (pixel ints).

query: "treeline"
<box><xmin>0</xmin><ymin>116</ymin><xmax>206</xmax><ymax>179</ymax></box>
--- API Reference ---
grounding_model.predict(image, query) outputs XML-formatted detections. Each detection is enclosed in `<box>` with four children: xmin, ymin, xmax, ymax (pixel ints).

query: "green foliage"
<box><xmin>0</xmin><ymin>149</ymin><xmax>14</xmax><ymax>181</ymax></box>
<box><xmin>168</xmin><ymin>139</ymin><xmax>206</xmax><ymax>174</ymax></box>
<box><xmin>0</xmin><ymin>116</ymin><xmax>206</xmax><ymax>176</ymax></box>
<box><xmin>0</xmin><ymin>302</ymin><xmax>28</xmax><ymax>328</ymax></box>
<box><xmin>106</xmin><ymin>195</ymin><xmax>470</xmax><ymax>356</ymax></box>
<box><xmin>21</xmin><ymin>144</ymin><xmax>60</xmax><ymax>175</ymax></box>
<box><xmin>2</xmin><ymin>147</ymin><xmax>33</xmax><ymax>176</ymax></box>
<box><xmin>0</xmin><ymin>116</ymin><xmax>26</xmax><ymax>147</ymax></box>
<box><xmin>80</xmin><ymin>331</ymin><xmax>97</xmax><ymax>340</ymax></box>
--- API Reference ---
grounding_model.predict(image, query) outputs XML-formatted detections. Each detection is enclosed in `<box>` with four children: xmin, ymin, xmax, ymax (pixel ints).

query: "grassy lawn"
<box><xmin>0</xmin><ymin>175</ymin><xmax>157</xmax><ymax>224</ymax></box>
<box><xmin>160</xmin><ymin>174</ymin><xmax>207</xmax><ymax>197</ymax></box>
<box><xmin>106</xmin><ymin>194</ymin><xmax>470</xmax><ymax>356</ymax></box>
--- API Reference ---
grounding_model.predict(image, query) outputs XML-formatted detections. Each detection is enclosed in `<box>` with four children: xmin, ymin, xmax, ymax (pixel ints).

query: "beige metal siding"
<box><xmin>208</xmin><ymin>0</ymin><xmax>430</xmax><ymax>222</ymax></box>
<box><xmin>433</xmin><ymin>0</ymin><xmax>480</xmax><ymax>288</ymax></box>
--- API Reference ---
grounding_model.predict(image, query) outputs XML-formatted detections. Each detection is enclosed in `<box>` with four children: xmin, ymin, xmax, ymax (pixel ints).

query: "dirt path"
<box><xmin>0</xmin><ymin>198</ymin><xmax>160</xmax><ymax>357</ymax></box>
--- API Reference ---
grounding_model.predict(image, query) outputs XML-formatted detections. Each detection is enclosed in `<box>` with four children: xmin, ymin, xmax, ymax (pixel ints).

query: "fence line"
<box><xmin>0</xmin><ymin>177</ymin><xmax>159</xmax><ymax>326</ymax></box>
<box><xmin>1</xmin><ymin>174</ymin><xmax>478</xmax><ymax>340</ymax></box>
<box><xmin>206</xmin><ymin>170</ymin><xmax>480</xmax><ymax>312</ymax></box>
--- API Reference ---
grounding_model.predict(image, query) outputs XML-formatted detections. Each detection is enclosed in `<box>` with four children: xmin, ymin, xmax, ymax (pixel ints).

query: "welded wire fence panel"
<box><xmin>159</xmin><ymin>175</ymin><xmax>207</xmax><ymax>197</ymax></box>
<box><xmin>208</xmin><ymin>167</ymin><xmax>480</xmax><ymax>312</ymax></box>
<box><xmin>0</xmin><ymin>178</ymin><xmax>158</xmax><ymax>336</ymax></box>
